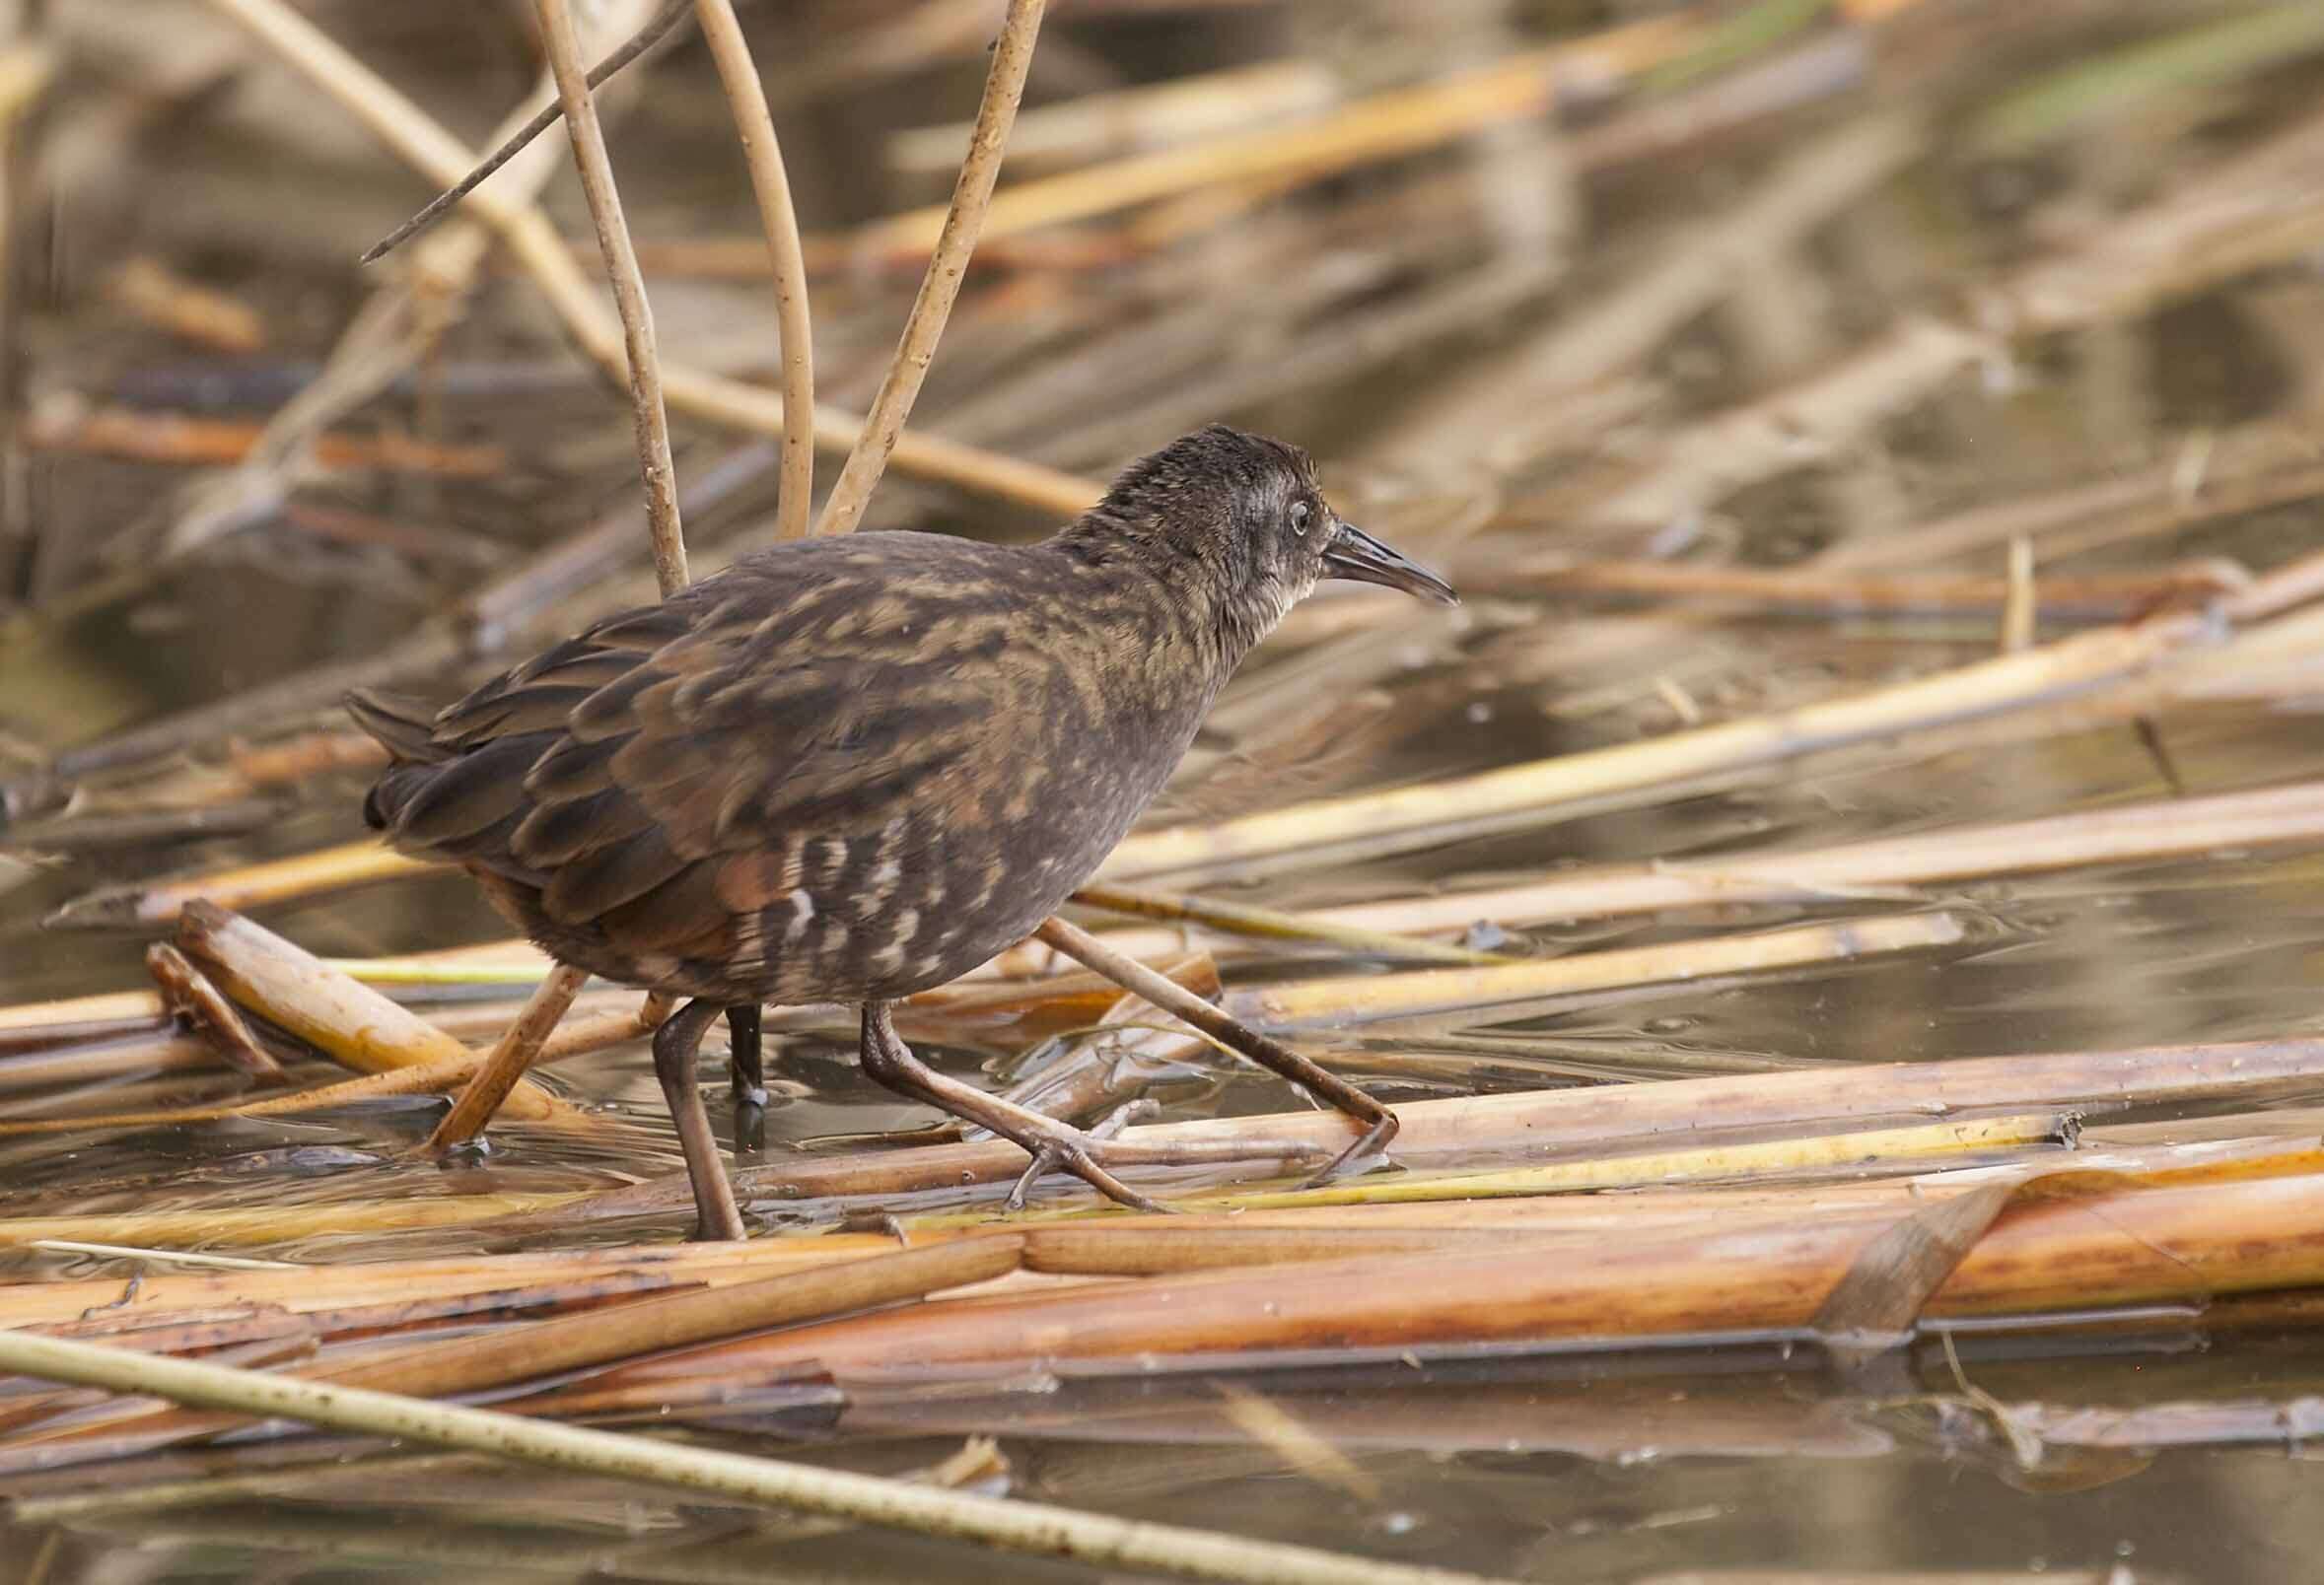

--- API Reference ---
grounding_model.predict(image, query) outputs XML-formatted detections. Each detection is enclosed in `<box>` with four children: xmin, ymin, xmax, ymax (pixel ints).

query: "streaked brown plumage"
<box><xmin>354</xmin><ymin>425</ymin><xmax>1455</xmax><ymax>1237</ymax></box>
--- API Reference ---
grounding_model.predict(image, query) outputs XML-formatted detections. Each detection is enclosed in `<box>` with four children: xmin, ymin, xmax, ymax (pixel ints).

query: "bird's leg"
<box><xmin>855</xmin><ymin>1002</ymin><xmax>1336</xmax><ymax>1212</ymax></box>
<box><xmin>654</xmin><ymin>998</ymin><xmax>747</xmax><ymax>1241</ymax></box>
<box><xmin>857</xmin><ymin>1001</ymin><xmax>1160</xmax><ymax>1210</ymax></box>
<box><xmin>726</xmin><ymin>1002</ymin><xmax>766</xmax><ymax>1152</ymax></box>
<box><xmin>1032</xmin><ymin>916</ymin><xmax>1398</xmax><ymax>1188</ymax></box>
<box><xmin>727</xmin><ymin>1003</ymin><xmax>765</xmax><ymax>1101</ymax></box>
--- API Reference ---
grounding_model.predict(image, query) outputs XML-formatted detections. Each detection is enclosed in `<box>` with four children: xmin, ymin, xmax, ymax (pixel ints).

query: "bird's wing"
<box><xmin>373</xmin><ymin>570</ymin><xmax>1017</xmax><ymax>957</ymax></box>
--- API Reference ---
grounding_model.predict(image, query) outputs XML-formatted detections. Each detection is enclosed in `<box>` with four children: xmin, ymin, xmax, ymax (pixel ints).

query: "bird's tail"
<box><xmin>345</xmin><ymin>689</ymin><xmax>445</xmax><ymax>833</ymax></box>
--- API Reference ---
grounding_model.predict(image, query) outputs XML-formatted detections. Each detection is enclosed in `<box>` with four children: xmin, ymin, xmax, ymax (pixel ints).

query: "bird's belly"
<box><xmin>479</xmin><ymin>766</ymin><xmax>1161</xmax><ymax>1007</ymax></box>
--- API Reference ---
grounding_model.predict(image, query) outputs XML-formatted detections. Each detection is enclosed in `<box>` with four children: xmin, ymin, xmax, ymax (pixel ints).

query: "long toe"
<box><xmin>1299</xmin><ymin>1115</ymin><xmax>1399</xmax><ymax>1189</ymax></box>
<box><xmin>1046</xmin><ymin>1143</ymin><xmax>1167</xmax><ymax>1213</ymax></box>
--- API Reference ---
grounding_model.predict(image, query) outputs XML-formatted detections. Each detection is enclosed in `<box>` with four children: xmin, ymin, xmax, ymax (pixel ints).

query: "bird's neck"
<box><xmin>1045</xmin><ymin>517</ymin><xmax>1288</xmax><ymax>678</ymax></box>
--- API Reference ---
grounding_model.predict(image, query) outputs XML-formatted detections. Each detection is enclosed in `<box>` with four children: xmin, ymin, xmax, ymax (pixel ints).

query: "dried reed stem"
<box><xmin>173</xmin><ymin>904</ymin><xmax>573</xmax><ymax>1124</ymax></box>
<box><xmin>692</xmin><ymin>0</ymin><xmax>815</xmax><ymax>539</ymax></box>
<box><xmin>0</xmin><ymin>992</ymin><xmax>664</xmax><ymax>1123</ymax></box>
<box><xmin>2001</xmin><ymin>535</ymin><xmax>2037</xmax><ymax>651</ymax></box>
<box><xmin>0</xmin><ymin>1057</ymin><xmax>491</xmax><ymax>1137</ymax></box>
<box><xmin>0</xmin><ymin>1197</ymin><xmax>588</xmax><ymax>1249</ymax></box>
<box><xmin>1293</xmin><ymin>780</ymin><xmax>2324</xmax><ymax>942</ymax></box>
<box><xmin>814</xmin><ymin>0</ymin><xmax>1045</xmax><ymax>536</ymax></box>
<box><xmin>43</xmin><ymin>842</ymin><xmax>436</xmax><ymax>930</ymax></box>
<box><xmin>846</xmin><ymin>15</ymin><xmax>1691</xmax><ymax>259</ymax></box>
<box><xmin>1168</xmin><ymin>1113</ymin><xmax>2071</xmax><ymax>1213</ymax></box>
<box><xmin>585</xmin><ymin>1167</ymin><xmax>2324</xmax><ymax>1378</ymax></box>
<box><xmin>14</xmin><ymin>1239</ymin><xmax>1025</xmax><ymax>1468</ymax></box>
<box><xmin>0</xmin><ymin>1229</ymin><xmax>940</xmax><ymax>1328</ymax></box>
<box><xmin>359</xmin><ymin>0</ymin><xmax>694</xmax><ymax>264</ymax></box>
<box><xmin>39</xmin><ymin>767</ymin><xmax>2324</xmax><ymax>1002</ymax></box>
<box><xmin>535</xmin><ymin>0</ymin><xmax>686</xmax><ymax>594</ymax></box>
<box><xmin>1033</xmin><ymin>914</ymin><xmax>1392</xmax><ymax>1144</ymax></box>
<box><xmin>1103</xmin><ymin>549</ymin><xmax>2324</xmax><ymax>880</ymax></box>
<box><xmin>430</xmin><ymin>0</ymin><xmax>691</xmax><ymax>1145</ymax></box>
<box><xmin>592</xmin><ymin>1036</ymin><xmax>2324</xmax><ymax>1211</ymax></box>
<box><xmin>208</xmin><ymin>0</ymin><xmax>1096</xmax><ymax>518</ymax></box>
<box><xmin>0</xmin><ymin>1331</ymin><xmax>1514</xmax><ymax>1585</ymax></box>
<box><xmin>1241</xmin><ymin>912</ymin><xmax>1963</xmax><ymax>1026</ymax></box>
<box><xmin>1069</xmin><ymin>882</ymin><xmax>1504</xmax><ymax>966</ymax></box>
<box><xmin>425</xmin><ymin>964</ymin><xmax>590</xmax><ymax>1150</ymax></box>
<box><xmin>1500</xmin><ymin>556</ymin><xmax>2241</xmax><ymax>621</ymax></box>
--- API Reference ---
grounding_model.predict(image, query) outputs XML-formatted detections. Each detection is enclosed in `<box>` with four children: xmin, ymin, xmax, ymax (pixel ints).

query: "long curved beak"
<box><xmin>1322</xmin><ymin>519</ymin><xmax>1458</xmax><ymax>605</ymax></box>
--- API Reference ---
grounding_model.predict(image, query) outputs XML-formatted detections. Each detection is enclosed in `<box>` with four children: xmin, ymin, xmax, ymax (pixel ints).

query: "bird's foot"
<box><xmin>1003</xmin><ymin>1098</ymin><xmax>1163</xmax><ymax>1211</ymax></box>
<box><xmin>858</xmin><ymin>1001</ymin><xmax>1348</xmax><ymax>1214</ymax></box>
<box><xmin>987</xmin><ymin>1109</ymin><xmax>1350</xmax><ymax>1212</ymax></box>
<box><xmin>1297</xmin><ymin>1112</ymin><xmax>1398</xmax><ymax>1189</ymax></box>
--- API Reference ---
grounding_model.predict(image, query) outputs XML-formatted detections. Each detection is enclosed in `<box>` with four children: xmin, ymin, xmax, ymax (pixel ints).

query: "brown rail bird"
<box><xmin>352</xmin><ymin>425</ymin><xmax>1456</xmax><ymax>1238</ymax></box>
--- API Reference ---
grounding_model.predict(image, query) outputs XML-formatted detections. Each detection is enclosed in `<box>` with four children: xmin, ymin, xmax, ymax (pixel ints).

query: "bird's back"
<box><xmin>357</xmin><ymin>530</ymin><xmax>1221</xmax><ymax>1004</ymax></box>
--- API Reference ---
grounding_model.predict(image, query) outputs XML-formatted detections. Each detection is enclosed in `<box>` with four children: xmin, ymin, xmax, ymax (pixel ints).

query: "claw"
<box><xmin>1005</xmin><ymin>1148</ymin><xmax>1050</xmax><ymax>1211</ymax></box>
<box><xmin>1298</xmin><ymin>1112</ymin><xmax>1399</xmax><ymax>1190</ymax></box>
<box><xmin>1089</xmin><ymin>1097</ymin><xmax>1160</xmax><ymax>1141</ymax></box>
<box><xmin>1024</xmin><ymin>1136</ymin><xmax>1169</xmax><ymax>1212</ymax></box>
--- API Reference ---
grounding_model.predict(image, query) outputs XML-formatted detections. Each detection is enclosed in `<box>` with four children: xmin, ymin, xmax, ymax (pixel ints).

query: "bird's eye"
<box><xmin>1289</xmin><ymin>501</ymin><xmax>1312</xmax><ymax>537</ymax></box>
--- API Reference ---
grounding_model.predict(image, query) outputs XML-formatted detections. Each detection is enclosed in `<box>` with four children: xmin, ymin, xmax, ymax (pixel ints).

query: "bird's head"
<box><xmin>1084</xmin><ymin>425</ymin><xmax>1456</xmax><ymax>648</ymax></box>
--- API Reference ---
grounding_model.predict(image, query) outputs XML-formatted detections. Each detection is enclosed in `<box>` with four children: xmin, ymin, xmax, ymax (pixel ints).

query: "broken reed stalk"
<box><xmin>534</xmin><ymin>0</ymin><xmax>686</xmax><ymax>595</ymax></box>
<box><xmin>26</xmin><ymin>408</ymin><xmax>504</xmax><ymax>477</ymax></box>
<box><xmin>5</xmin><ymin>1452</ymin><xmax>493</xmax><ymax>1526</ymax></box>
<box><xmin>1000</xmin><ymin>1206</ymin><xmax>1905</xmax><ymax>1280</ymax></box>
<box><xmin>813</xmin><ymin>0</ymin><xmax>1045</xmax><ymax>536</ymax></box>
<box><xmin>892</xmin><ymin>1112</ymin><xmax>2068</xmax><ymax>1230</ymax></box>
<box><xmin>424</xmin><ymin>964</ymin><xmax>589</xmax><ymax>1149</ymax></box>
<box><xmin>0</xmin><ymin>990</ymin><xmax>665</xmax><ymax>1125</ymax></box>
<box><xmin>208</xmin><ymin>0</ymin><xmax>1097</xmax><ymax>519</ymax></box>
<box><xmin>142</xmin><ymin>943</ymin><xmax>283</xmax><ymax>1081</ymax></box>
<box><xmin>172</xmin><ymin>903</ymin><xmax>571</xmax><ymax>1124</ymax></box>
<box><xmin>691</xmin><ymin>0</ymin><xmax>814</xmax><ymax>539</ymax></box>
<box><xmin>0</xmin><ymin>1332</ymin><xmax>1512</xmax><ymax>1585</ymax></box>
